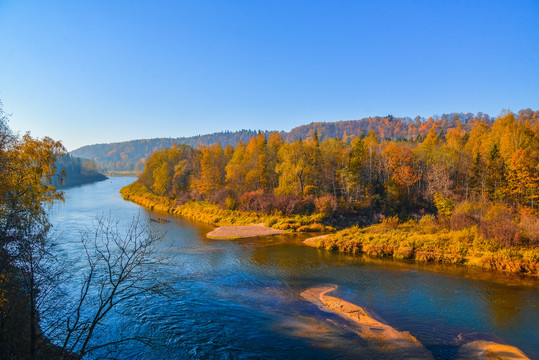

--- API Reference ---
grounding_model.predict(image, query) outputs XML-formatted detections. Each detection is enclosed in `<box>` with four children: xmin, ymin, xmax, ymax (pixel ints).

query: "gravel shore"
<box><xmin>206</xmin><ymin>224</ymin><xmax>285</xmax><ymax>239</ymax></box>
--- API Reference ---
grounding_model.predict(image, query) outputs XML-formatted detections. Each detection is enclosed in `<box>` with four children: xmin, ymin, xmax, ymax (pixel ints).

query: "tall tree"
<box><xmin>276</xmin><ymin>140</ymin><xmax>315</xmax><ymax>196</ymax></box>
<box><xmin>0</xmin><ymin>103</ymin><xmax>65</xmax><ymax>359</ymax></box>
<box><xmin>195</xmin><ymin>143</ymin><xmax>227</xmax><ymax>197</ymax></box>
<box><xmin>383</xmin><ymin>143</ymin><xmax>421</xmax><ymax>196</ymax></box>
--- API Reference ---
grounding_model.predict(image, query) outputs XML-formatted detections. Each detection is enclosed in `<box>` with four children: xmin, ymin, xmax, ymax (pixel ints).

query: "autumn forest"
<box><xmin>120</xmin><ymin>109</ymin><xmax>539</xmax><ymax>275</ymax></box>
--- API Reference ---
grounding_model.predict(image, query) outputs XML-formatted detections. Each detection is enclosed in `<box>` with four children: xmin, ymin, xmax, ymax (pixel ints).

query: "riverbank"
<box><xmin>304</xmin><ymin>221</ymin><xmax>539</xmax><ymax>276</ymax></box>
<box><xmin>120</xmin><ymin>181</ymin><xmax>334</xmax><ymax>233</ymax></box>
<box><xmin>57</xmin><ymin>173</ymin><xmax>108</xmax><ymax>188</ymax></box>
<box><xmin>301</xmin><ymin>285</ymin><xmax>434</xmax><ymax>359</ymax></box>
<box><xmin>122</xmin><ymin>181</ymin><xmax>538</xmax><ymax>276</ymax></box>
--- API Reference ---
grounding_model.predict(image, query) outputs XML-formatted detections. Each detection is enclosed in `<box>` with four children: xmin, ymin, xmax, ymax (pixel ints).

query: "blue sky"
<box><xmin>1</xmin><ymin>0</ymin><xmax>538</xmax><ymax>151</ymax></box>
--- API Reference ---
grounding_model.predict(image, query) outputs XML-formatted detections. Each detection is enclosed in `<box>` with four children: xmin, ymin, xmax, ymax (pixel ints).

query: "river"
<box><xmin>48</xmin><ymin>177</ymin><xmax>539</xmax><ymax>359</ymax></box>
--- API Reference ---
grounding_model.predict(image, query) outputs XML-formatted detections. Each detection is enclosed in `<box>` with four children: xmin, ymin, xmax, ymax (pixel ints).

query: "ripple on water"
<box><xmin>47</xmin><ymin>178</ymin><xmax>539</xmax><ymax>360</ymax></box>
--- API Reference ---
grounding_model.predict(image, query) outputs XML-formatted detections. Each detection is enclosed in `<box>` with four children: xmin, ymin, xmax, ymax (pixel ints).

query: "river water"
<box><xmin>48</xmin><ymin>177</ymin><xmax>539</xmax><ymax>359</ymax></box>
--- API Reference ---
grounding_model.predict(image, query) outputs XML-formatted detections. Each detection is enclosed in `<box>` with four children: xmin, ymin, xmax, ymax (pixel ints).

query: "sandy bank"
<box><xmin>301</xmin><ymin>285</ymin><xmax>434</xmax><ymax>359</ymax></box>
<box><xmin>206</xmin><ymin>224</ymin><xmax>286</xmax><ymax>239</ymax></box>
<box><xmin>303</xmin><ymin>235</ymin><xmax>327</xmax><ymax>247</ymax></box>
<box><xmin>301</xmin><ymin>286</ymin><xmax>530</xmax><ymax>360</ymax></box>
<box><xmin>456</xmin><ymin>340</ymin><xmax>530</xmax><ymax>360</ymax></box>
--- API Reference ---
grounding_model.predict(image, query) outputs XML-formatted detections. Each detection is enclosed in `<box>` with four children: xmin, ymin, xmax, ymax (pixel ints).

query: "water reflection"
<box><xmin>48</xmin><ymin>178</ymin><xmax>539</xmax><ymax>359</ymax></box>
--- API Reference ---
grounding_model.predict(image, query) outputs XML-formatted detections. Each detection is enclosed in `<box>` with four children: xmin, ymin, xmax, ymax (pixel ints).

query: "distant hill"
<box><xmin>71</xmin><ymin>130</ymin><xmax>283</xmax><ymax>173</ymax></box>
<box><xmin>70</xmin><ymin>109</ymin><xmax>538</xmax><ymax>173</ymax></box>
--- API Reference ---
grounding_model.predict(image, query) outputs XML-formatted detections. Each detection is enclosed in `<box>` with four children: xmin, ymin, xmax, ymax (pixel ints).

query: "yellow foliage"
<box><xmin>120</xmin><ymin>181</ymin><xmax>331</xmax><ymax>233</ymax></box>
<box><xmin>316</xmin><ymin>220</ymin><xmax>538</xmax><ymax>276</ymax></box>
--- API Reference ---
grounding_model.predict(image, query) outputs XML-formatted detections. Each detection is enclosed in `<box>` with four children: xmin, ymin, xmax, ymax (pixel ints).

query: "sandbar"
<box><xmin>206</xmin><ymin>224</ymin><xmax>285</xmax><ymax>239</ymax></box>
<box><xmin>301</xmin><ymin>285</ymin><xmax>434</xmax><ymax>359</ymax></box>
<box><xmin>303</xmin><ymin>235</ymin><xmax>327</xmax><ymax>247</ymax></box>
<box><xmin>456</xmin><ymin>340</ymin><xmax>530</xmax><ymax>360</ymax></box>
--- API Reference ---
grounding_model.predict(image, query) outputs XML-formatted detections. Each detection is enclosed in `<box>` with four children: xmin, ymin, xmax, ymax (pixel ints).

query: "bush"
<box><xmin>381</xmin><ymin>215</ymin><xmax>399</xmax><ymax>229</ymax></box>
<box><xmin>285</xmin><ymin>196</ymin><xmax>316</xmax><ymax>215</ymax></box>
<box><xmin>519</xmin><ymin>208</ymin><xmax>539</xmax><ymax>245</ymax></box>
<box><xmin>314</xmin><ymin>195</ymin><xmax>338</xmax><ymax>216</ymax></box>
<box><xmin>450</xmin><ymin>202</ymin><xmax>483</xmax><ymax>230</ymax></box>
<box><xmin>210</xmin><ymin>189</ymin><xmax>237</xmax><ymax>210</ymax></box>
<box><xmin>303</xmin><ymin>185</ymin><xmax>318</xmax><ymax>196</ymax></box>
<box><xmin>419</xmin><ymin>214</ymin><xmax>438</xmax><ymax>233</ymax></box>
<box><xmin>224</xmin><ymin>195</ymin><xmax>237</xmax><ymax>210</ymax></box>
<box><xmin>480</xmin><ymin>219</ymin><xmax>520</xmax><ymax>247</ymax></box>
<box><xmin>238</xmin><ymin>191</ymin><xmax>316</xmax><ymax>214</ymax></box>
<box><xmin>175</xmin><ymin>193</ymin><xmax>193</xmax><ymax>205</ymax></box>
<box><xmin>239</xmin><ymin>190</ymin><xmax>275</xmax><ymax>213</ymax></box>
<box><xmin>433</xmin><ymin>192</ymin><xmax>455</xmax><ymax>216</ymax></box>
<box><xmin>479</xmin><ymin>205</ymin><xmax>520</xmax><ymax>247</ymax></box>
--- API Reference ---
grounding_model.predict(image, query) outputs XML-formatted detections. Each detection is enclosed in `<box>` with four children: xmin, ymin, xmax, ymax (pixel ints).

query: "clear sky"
<box><xmin>0</xmin><ymin>0</ymin><xmax>538</xmax><ymax>151</ymax></box>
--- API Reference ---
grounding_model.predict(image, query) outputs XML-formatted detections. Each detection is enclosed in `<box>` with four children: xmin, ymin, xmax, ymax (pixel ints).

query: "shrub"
<box><xmin>418</xmin><ymin>214</ymin><xmax>438</xmax><ymax>233</ymax></box>
<box><xmin>381</xmin><ymin>215</ymin><xmax>399</xmax><ymax>229</ymax></box>
<box><xmin>480</xmin><ymin>220</ymin><xmax>520</xmax><ymax>248</ymax></box>
<box><xmin>224</xmin><ymin>195</ymin><xmax>237</xmax><ymax>210</ymax></box>
<box><xmin>483</xmin><ymin>204</ymin><xmax>515</xmax><ymax>222</ymax></box>
<box><xmin>210</xmin><ymin>189</ymin><xmax>237</xmax><ymax>210</ymax></box>
<box><xmin>314</xmin><ymin>195</ymin><xmax>338</xmax><ymax>216</ymax></box>
<box><xmin>519</xmin><ymin>209</ymin><xmax>539</xmax><ymax>245</ymax></box>
<box><xmin>175</xmin><ymin>192</ymin><xmax>193</xmax><ymax>205</ymax></box>
<box><xmin>286</xmin><ymin>196</ymin><xmax>316</xmax><ymax>215</ymax></box>
<box><xmin>303</xmin><ymin>185</ymin><xmax>319</xmax><ymax>196</ymax></box>
<box><xmin>433</xmin><ymin>192</ymin><xmax>456</xmax><ymax>216</ymax></box>
<box><xmin>239</xmin><ymin>190</ymin><xmax>276</xmax><ymax>213</ymax></box>
<box><xmin>479</xmin><ymin>204</ymin><xmax>520</xmax><ymax>247</ymax></box>
<box><xmin>450</xmin><ymin>202</ymin><xmax>482</xmax><ymax>230</ymax></box>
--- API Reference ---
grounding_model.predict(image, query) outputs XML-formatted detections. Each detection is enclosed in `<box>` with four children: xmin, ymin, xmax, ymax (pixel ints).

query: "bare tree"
<box><xmin>48</xmin><ymin>214</ymin><xmax>170</xmax><ymax>359</ymax></box>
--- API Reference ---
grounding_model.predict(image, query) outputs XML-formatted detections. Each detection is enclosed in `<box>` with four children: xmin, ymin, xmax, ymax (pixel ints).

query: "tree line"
<box><xmin>72</xmin><ymin>110</ymin><xmax>539</xmax><ymax>173</ymax></box>
<box><xmin>71</xmin><ymin>130</ymin><xmax>278</xmax><ymax>173</ymax></box>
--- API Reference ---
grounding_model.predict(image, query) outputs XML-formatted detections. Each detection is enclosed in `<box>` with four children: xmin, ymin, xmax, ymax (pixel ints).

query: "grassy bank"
<box><xmin>105</xmin><ymin>170</ymin><xmax>138</xmax><ymax>177</ymax></box>
<box><xmin>120</xmin><ymin>181</ymin><xmax>334</xmax><ymax>232</ymax></box>
<box><xmin>309</xmin><ymin>218</ymin><xmax>538</xmax><ymax>276</ymax></box>
<box><xmin>121</xmin><ymin>181</ymin><xmax>538</xmax><ymax>276</ymax></box>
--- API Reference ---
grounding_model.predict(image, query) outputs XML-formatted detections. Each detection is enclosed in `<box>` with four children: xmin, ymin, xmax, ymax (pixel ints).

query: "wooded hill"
<box><xmin>71</xmin><ymin>130</ymin><xmax>281</xmax><ymax>173</ymax></box>
<box><xmin>71</xmin><ymin>109</ymin><xmax>539</xmax><ymax>173</ymax></box>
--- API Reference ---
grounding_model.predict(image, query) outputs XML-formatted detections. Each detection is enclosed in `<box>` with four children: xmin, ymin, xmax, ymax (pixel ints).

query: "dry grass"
<box><xmin>313</xmin><ymin>219</ymin><xmax>539</xmax><ymax>276</ymax></box>
<box><xmin>120</xmin><ymin>181</ymin><xmax>334</xmax><ymax>232</ymax></box>
<box><xmin>121</xmin><ymin>181</ymin><xmax>539</xmax><ymax>276</ymax></box>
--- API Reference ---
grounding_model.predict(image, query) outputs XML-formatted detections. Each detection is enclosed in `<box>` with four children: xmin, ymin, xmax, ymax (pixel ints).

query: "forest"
<box><xmin>71</xmin><ymin>129</ymin><xmax>277</xmax><ymax>173</ymax></box>
<box><xmin>123</xmin><ymin>109</ymin><xmax>539</xmax><ymax>274</ymax></box>
<box><xmin>71</xmin><ymin>110</ymin><xmax>536</xmax><ymax>174</ymax></box>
